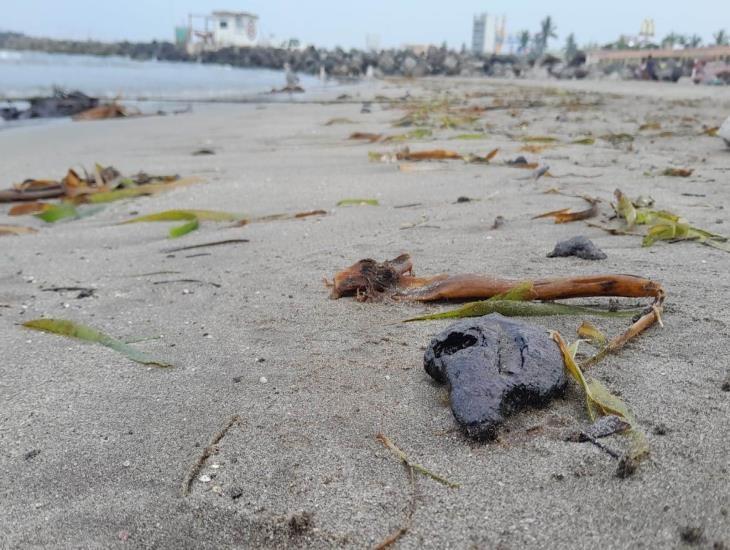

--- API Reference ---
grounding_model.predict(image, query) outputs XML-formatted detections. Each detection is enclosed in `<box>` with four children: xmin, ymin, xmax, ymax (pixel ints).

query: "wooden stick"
<box><xmin>330</xmin><ymin>254</ymin><xmax>664</xmax><ymax>305</ymax></box>
<box><xmin>181</xmin><ymin>415</ymin><xmax>240</xmax><ymax>495</ymax></box>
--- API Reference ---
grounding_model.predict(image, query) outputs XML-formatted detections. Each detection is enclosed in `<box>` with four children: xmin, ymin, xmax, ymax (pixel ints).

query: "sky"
<box><xmin>2</xmin><ymin>1</ymin><xmax>728</xmax><ymax>50</ymax></box>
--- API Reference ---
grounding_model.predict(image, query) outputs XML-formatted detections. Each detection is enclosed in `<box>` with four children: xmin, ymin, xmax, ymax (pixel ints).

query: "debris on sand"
<box><xmin>73</xmin><ymin>102</ymin><xmax>138</xmax><ymax>121</ymax></box>
<box><xmin>0</xmin><ymin>224</ymin><xmax>37</xmax><ymax>236</ymax></box>
<box><xmin>270</xmin><ymin>85</ymin><xmax>305</xmax><ymax>94</ymax></box>
<box><xmin>122</xmin><ymin>209</ymin><xmax>244</xmax><ymax>238</ymax></box>
<box><xmin>565</xmin><ymin>415</ymin><xmax>631</xmax><ymax>443</ymax></box>
<box><xmin>719</xmin><ymin>116</ymin><xmax>730</xmax><ymax>147</ymax></box>
<box><xmin>23</xmin><ymin>318</ymin><xmax>171</xmax><ymax>367</ymax></box>
<box><xmin>328</xmin><ymin>254</ymin><xmax>662</xmax><ymax>304</ymax></box>
<box><xmin>661</xmin><ymin>167</ymin><xmax>693</xmax><ymax>177</ymax></box>
<box><xmin>0</xmin><ymin>89</ymin><xmax>98</xmax><ymax>120</ymax></box>
<box><xmin>424</xmin><ymin>314</ymin><xmax>567</xmax><ymax>440</ymax></box>
<box><xmin>547</xmin><ymin>236</ymin><xmax>607</xmax><ymax>260</ymax></box>
<box><xmin>533</xmin><ymin>197</ymin><xmax>598</xmax><ymax>223</ymax></box>
<box><xmin>0</xmin><ymin>166</ymin><xmax>195</xmax><ymax>204</ymax></box>
<box><xmin>376</xmin><ymin>433</ymin><xmax>459</xmax><ymax>488</ymax></box>
<box><xmin>612</xmin><ymin>189</ymin><xmax>730</xmax><ymax>252</ymax></box>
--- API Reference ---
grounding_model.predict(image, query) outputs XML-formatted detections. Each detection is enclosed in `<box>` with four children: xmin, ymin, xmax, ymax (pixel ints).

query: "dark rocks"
<box><xmin>1</xmin><ymin>90</ymin><xmax>98</xmax><ymax>121</ymax></box>
<box><xmin>424</xmin><ymin>314</ymin><xmax>567</xmax><ymax>440</ymax></box>
<box><xmin>547</xmin><ymin>236</ymin><xmax>607</xmax><ymax>260</ymax></box>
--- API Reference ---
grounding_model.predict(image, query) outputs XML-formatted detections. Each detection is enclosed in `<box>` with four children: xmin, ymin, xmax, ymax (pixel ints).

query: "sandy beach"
<box><xmin>1</xmin><ymin>77</ymin><xmax>729</xmax><ymax>549</ymax></box>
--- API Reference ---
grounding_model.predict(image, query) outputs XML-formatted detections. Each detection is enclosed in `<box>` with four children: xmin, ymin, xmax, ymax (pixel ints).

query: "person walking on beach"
<box><xmin>645</xmin><ymin>55</ymin><xmax>658</xmax><ymax>80</ymax></box>
<box><xmin>284</xmin><ymin>63</ymin><xmax>300</xmax><ymax>90</ymax></box>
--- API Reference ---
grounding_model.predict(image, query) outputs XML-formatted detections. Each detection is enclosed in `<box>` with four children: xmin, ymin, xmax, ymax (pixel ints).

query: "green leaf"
<box><xmin>642</xmin><ymin>219</ymin><xmax>730</xmax><ymax>252</ymax></box>
<box><xmin>384</xmin><ymin>128</ymin><xmax>433</xmax><ymax>142</ymax></box>
<box><xmin>169</xmin><ymin>217</ymin><xmax>199</xmax><ymax>238</ymax></box>
<box><xmin>124</xmin><ymin>210</ymin><xmax>243</xmax><ymax>223</ymax></box>
<box><xmin>451</xmin><ymin>133</ymin><xmax>488</xmax><ymax>140</ymax></box>
<box><xmin>403</xmin><ymin>300</ymin><xmax>639</xmax><ymax>322</ymax></box>
<box><xmin>122</xmin><ymin>209</ymin><xmax>243</xmax><ymax>238</ymax></box>
<box><xmin>488</xmin><ymin>281</ymin><xmax>533</xmax><ymax>301</ymax></box>
<box><xmin>84</xmin><ymin>176</ymin><xmax>202</xmax><ymax>204</ymax></box>
<box><xmin>23</xmin><ymin>318</ymin><xmax>171</xmax><ymax>367</ymax></box>
<box><xmin>571</xmin><ymin>137</ymin><xmax>595</xmax><ymax>145</ymax></box>
<box><xmin>34</xmin><ymin>203</ymin><xmax>79</xmax><ymax>223</ymax></box>
<box><xmin>521</xmin><ymin>135</ymin><xmax>559</xmax><ymax>143</ymax></box>
<box><xmin>577</xmin><ymin>321</ymin><xmax>607</xmax><ymax>348</ymax></box>
<box><xmin>600</xmin><ymin>133</ymin><xmax>634</xmax><ymax>144</ymax></box>
<box><xmin>552</xmin><ymin>331</ymin><xmax>649</xmax><ymax>463</ymax></box>
<box><xmin>336</xmin><ymin>198</ymin><xmax>379</xmax><ymax>206</ymax></box>
<box><xmin>614</xmin><ymin>189</ymin><xmax>637</xmax><ymax>228</ymax></box>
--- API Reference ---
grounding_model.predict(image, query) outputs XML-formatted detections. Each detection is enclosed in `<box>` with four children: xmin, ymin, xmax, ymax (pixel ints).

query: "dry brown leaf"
<box><xmin>662</xmin><ymin>168</ymin><xmax>693</xmax><ymax>177</ymax></box>
<box><xmin>348</xmin><ymin>132</ymin><xmax>383</xmax><ymax>143</ymax></box>
<box><xmin>64</xmin><ymin>169</ymin><xmax>83</xmax><ymax>188</ymax></box>
<box><xmin>639</xmin><ymin>122</ymin><xmax>661</xmax><ymax>131</ymax></box>
<box><xmin>398</xmin><ymin>163</ymin><xmax>446</xmax><ymax>172</ymax></box>
<box><xmin>0</xmin><ymin>224</ymin><xmax>38</xmax><ymax>236</ymax></box>
<box><xmin>14</xmin><ymin>179</ymin><xmax>59</xmax><ymax>191</ymax></box>
<box><xmin>519</xmin><ymin>144</ymin><xmax>549</xmax><ymax>154</ymax></box>
<box><xmin>294</xmin><ymin>209</ymin><xmax>328</xmax><ymax>218</ymax></box>
<box><xmin>533</xmin><ymin>198</ymin><xmax>599</xmax><ymax>223</ymax></box>
<box><xmin>9</xmin><ymin>202</ymin><xmax>51</xmax><ymax>216</ymax></box>
<box><xmin>73</xmin><ymin>103</ymin><xmax>131</xmax><ymax>121</ymax></box>
<box><xmin>397</xmin><ymin>149</ymin><xmax>462</xmax><ymax>161</ymax></box>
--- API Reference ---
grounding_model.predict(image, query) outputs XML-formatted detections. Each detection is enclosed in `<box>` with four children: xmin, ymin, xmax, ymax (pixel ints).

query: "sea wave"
<box><xmin>0</xmin><ymin>49</ymin><xmax>325</xmax><ymax>100</ymax></box>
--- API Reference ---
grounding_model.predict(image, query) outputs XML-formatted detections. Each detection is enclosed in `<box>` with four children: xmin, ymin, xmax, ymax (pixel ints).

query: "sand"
<box><xmin>1</xmin><ymin>77</ymin><xmax>729</xmax><ymax>549</ymax></box>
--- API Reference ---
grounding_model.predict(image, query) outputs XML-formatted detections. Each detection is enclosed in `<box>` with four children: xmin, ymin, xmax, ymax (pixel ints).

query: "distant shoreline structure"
<box><xmin>1</xmin><ymin>31</ymin><xmax>728</xmax><ymax>84</ymax></box>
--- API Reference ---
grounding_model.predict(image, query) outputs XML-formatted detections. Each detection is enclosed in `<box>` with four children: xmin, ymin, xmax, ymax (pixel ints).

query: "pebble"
<box><xmin>182</xmin><ymin>289</ymin><xmax>190</xmax><ymax>295</ymax></box>
<box><xmin>122</xmin><ymin>460</ymin><xmax>131</xmax><ymax>467</ymax></box>
<box><xmin>198</xmin><ymin>474</ymin><xmax>212</xmax><ymax>483</ymax></box>
<box><xmin>259</xmin><ymin>376</ymin><xmax>268</xmax><ymax>384</ymax></box>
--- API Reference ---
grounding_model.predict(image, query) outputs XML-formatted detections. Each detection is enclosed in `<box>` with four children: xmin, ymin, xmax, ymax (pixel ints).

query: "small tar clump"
<box><xmin>548</xmin><ymin>236</ymin><xmax>607</xmax><ymax>261</ymax></box>
<box><xmin>679</xmin><ymin>526</ymin><xmax>704</xmax><ymax>545</ymax></box>
<box><xmin>288</xmin><ymin>511</ymin><xmax>313</xmax><ymax>536</ymax></box>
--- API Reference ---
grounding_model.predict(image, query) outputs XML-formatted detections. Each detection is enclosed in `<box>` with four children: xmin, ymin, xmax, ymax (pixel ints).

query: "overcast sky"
<box><xmin>2</xmin><ymin>1</ymin><xmax>727</xmax><ymax>49</ymax></box>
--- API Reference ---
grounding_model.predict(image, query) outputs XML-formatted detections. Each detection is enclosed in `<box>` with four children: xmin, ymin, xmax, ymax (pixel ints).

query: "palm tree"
<box><xmin>564</xmin><ymin>33</ymin><xmax>578</xmax><ymax>60</ymax></box>
<box><xmin>687</xmin><ymin>34</ymin><xmax>703</xmax><ymax>48</ymax></box>
<box><xmin>517</xmin><ymin>30</ymin><xmax>530</xmax><ymax>54</ymax></box>
<box><xmin>714</xmin><ymin>29</ymin><xmax>728</xmax><ymax>46</ymax></box>
<box><xmin>539</xmin><ymin>16</ymin><xmax>558</xmax><ymax>53</ymax></box>
<box><xmin>661</xmin><ymin>32</ymin><xmax>682</xmax><ymax>49</ymax></box>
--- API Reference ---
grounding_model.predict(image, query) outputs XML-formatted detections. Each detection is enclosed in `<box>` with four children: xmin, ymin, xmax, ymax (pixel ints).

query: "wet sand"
<box><xmin>1</xmin><ymin>77</ymin><xmax>729</xmax><ymax>549</ymax></box>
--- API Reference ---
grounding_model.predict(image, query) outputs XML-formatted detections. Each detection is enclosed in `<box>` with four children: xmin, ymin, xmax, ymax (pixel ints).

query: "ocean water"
<box><xmin>0</xmin><ymin>49</ymin><xmax>323</xmax><ymax>101</ymax></box>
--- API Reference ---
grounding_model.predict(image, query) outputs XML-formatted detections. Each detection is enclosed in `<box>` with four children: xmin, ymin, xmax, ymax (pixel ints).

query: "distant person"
<box><xmin>284</xmin><ymin>62</ymin><xmax>300</xmax><ymax>90</ymax></box>
<box><xmin>645</xmin><ymin>55</ymin><xmax>658</xmax><ymax>81</ymax></box>
<box><xmin>692</xmin><ymin>59</ymin><xmax>706</xmax><ymax>84</ymax></box>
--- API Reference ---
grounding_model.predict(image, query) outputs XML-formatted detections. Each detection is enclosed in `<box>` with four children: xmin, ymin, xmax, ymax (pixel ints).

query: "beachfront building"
<box><xmin>472</xmin><ymin>13</ymin><xmax>506</xmax><ymax>55</ymax></box>
<box><xmin>178</xmin><ymin>10</ymin><xmax>259</xmax><ymax>53</ymax></box>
